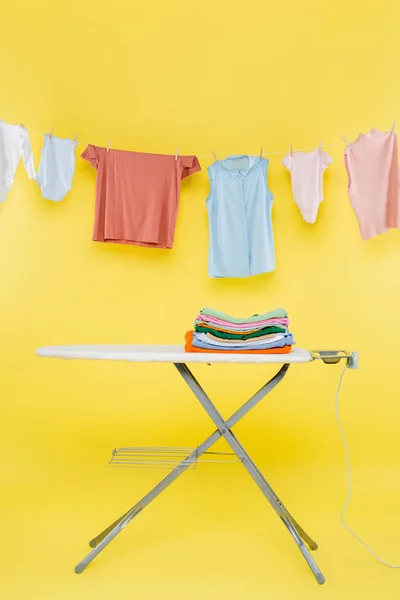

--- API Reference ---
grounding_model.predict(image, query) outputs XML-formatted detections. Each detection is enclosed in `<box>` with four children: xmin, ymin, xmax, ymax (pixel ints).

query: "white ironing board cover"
<box><xmin>36</xmin><ymin>345</ymin><xmax>312</xmax><ymax>364</ymax></box>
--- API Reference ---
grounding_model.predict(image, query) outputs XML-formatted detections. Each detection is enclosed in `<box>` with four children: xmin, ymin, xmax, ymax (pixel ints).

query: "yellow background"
<box><xmin>1</xmin><ymin>1</ymin><xmax>400</xmax><ymax>598</ymax></box>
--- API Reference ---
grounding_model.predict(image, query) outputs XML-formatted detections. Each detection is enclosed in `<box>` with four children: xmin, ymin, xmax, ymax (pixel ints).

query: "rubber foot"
<box><xmin>89</xmin><ymin>540</ymin><xmax>97</xmax><ymax>548</ymax></box>
<box><xmin>75</xmin><ymin>564</ymin><xmax>85</xmax><ymax>574</ymax></box>
<box><xmin>316</xmin><ymin>572</ymin><xmax>325</xmax><ymax>585</ymax></box>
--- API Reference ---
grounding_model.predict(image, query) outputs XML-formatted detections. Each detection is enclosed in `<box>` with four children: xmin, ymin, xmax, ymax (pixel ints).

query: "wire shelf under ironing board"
<box><xmin>109</xmin><ymin>446</ymin><xmax>242</xmax><ymax>469</ymax></box>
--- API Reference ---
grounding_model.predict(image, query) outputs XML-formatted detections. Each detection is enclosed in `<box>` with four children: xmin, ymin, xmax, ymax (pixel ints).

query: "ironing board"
<box><xmin>36</xmin><ymin>344</ymin><xmax>357</xmax><ymax>584</ymax></box>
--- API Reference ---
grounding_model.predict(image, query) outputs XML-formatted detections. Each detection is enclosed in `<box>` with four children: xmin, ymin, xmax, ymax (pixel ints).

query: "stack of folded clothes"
<box><xmin>185</xmin><ymin>307</ymin><xmax>294</xmax><ymax>354</ymax></box>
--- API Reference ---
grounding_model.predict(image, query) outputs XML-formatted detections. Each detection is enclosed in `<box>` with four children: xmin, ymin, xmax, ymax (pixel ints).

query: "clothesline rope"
<box><xmin>197</xmin><ymin>142</ymin><xmax>344</xmax><ymax>158</ymax></box>
<box><xmin>24</xmin><ymin>125</ymin><xmax>345</xmax><ymax>157</ymax></box>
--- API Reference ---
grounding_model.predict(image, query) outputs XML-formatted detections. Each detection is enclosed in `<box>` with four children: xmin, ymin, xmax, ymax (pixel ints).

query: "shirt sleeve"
<box><xmin>282</xmin><ymin>153</ymin><xmax>292</xmax><ymax>170</ymax></box>
<box><xmin>81</xmin><ymin>144</ymin><xmax>100</xmax><ymax>170</ymax></box>
<box><xmin>321</xmin><ymin>151</ymin><xmax>333</xmax><ymax>168</ymax></box>
<box><xmin>21</xmin><ymin>129</ymin><xmax>36</xmax><ymax>179</ymax></box>
<box><xmin>180</xmin><ymin>156</ymin><xmax>201</xmax><ymax>180</ymax></box>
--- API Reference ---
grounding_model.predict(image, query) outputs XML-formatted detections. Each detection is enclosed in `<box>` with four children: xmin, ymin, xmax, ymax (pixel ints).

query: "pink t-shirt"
<box><xmin>344</xmin><ymin>129</ymin><xmax>399</xmax><ymax>240</ymax></box>
<box><xmin>82</xmin><ymin>145</ymin><xmax>201</xmax><ymax>248</ymax></box>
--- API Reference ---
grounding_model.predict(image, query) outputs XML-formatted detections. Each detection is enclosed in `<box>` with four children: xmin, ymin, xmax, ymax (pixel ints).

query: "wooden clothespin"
<box><xmin>49</xmin><ymin>126</ymin><xmax>54</xmax><ymax>138</ymax></box>
<box><xmin>290</xmin><ymin>144</ymin><xmax>293</xmax><ymax>157</ymax></box>
<box><xmin>391</xmin><ymin>120</ymin><xmax>396</xmax><ymax>132</ymax></box>
<box><xmin>19</xmin><ymin>122</ymin><xmax>26</xmax><ymax>129</ymax></box>
<box><xmin>259</xmin><ymin>147</ymin><xmax>264</xmax><ymax>160</ymax></box>
<box><xmin>212</xmin><ymin>149</ymin><xmax>217</xmax><ymax>161</ymax></box>
<box><xmin>106</xmin><ymin>140</ymin><xmax>111</xmax><ymax>152</ymax></box>
<box><xmin>175</xmin><ymin>147</ymin><xmax>179</xmax><ymax>161</ymax></box>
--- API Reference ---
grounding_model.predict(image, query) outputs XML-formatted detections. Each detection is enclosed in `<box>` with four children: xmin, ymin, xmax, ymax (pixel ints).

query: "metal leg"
<box><xmin>175</xmin><ymin>364</ymin><xmax>324</xmax><ymax>585</ymax></box>
<box><xmin>229</xmin><ymin>429</ymin><xmax>318</xmax><ymax>551</ymax></box>
<box><xmin>75</xmin><ymin>433</ymin><xmax>219</xmax><ymax>573</ymax></box>
<box><xmin>178</xmin><ymin>364</ymin><xmax>318</xmax><ymax>549</ymax></box>
<box><xmin>223</xmin><ymin>430</ymin><xmax>323</xmax><ymax>582</ymax></box>
<box><xmin>76</xmin><ymin>362</ymin><xmax>323</xmax><ymax>583</ymax></box>
<box><xmin>87</xmin><ymin>364</ymin><xmax>289</xmax><ymax>550</ymax></box>
<box><xmin>281</xmin><ymin>519</ymin><xmax>325</xmax><ymax>585</ymax></box>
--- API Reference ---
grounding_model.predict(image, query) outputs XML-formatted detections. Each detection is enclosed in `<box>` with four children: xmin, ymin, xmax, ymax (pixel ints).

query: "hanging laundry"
<box><xmin>282</xmin><ymin>148</ymin><xmax>332</xmax><ymax>224</ymax></box>
<box><xmin>344</xmin><ymin>128</ymin><xmax>399</xmax><ymax>240</ymax></box>
<box><xmin>185</xmin><ymin>307</ymin><xmax>294</xmax><ymax>354</ymax></box>
<box><xmin>81</xmin><ymin>145</ymin><xmax>201</xmax><ymax>248</ymax></box>
<box><xmin>36</xmin><ymin>135</ymin><xmax>77</xmax><ymax>202</ymax></box>
<box><xmin>206</xmin><ymin>155</ymin><xmax>275</xmax><ymax>278</ymax></box>
<box><xmin>0</xmin><ymin>120</ymin><xmax>35</xmax><ymax>203</ymax></box>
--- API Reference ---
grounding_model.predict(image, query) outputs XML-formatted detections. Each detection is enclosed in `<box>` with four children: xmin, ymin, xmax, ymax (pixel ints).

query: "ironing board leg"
<box><xmin>175</xmin><ymin>364</ymin><xmax>324</xmax><ymax>585</ymax></box>
<box><xmin>75</xmin><ymin>362</ymin><xmax>322</xmax><ymax>581</ymax></box>
<box><xmin>87</xmin><ymin>364</ymin><xmax>290</xmax><ymax>551</ymax></box>
<box><xmin>177</xmin><ymin>364</ymin><xmax>318</xmax><ymax>551</ymax></box>
<box><xmin>282</xmin><ymin>519</ymin><xmax>325</xmax><ymax>585</ymax></box>
<box><xmin>225</xmin><ymin>427</ymin><xmax>318</xmax><ymax>551</ymax></box>
<box><xmin>223</xmin><ymin>428</ymin><xmax>323</xmax><ymax>583</ymax></box>
<box><xmin>75</xmin><ymin>431</ymin><xmax>220</xmax><ymax>573</ymax></box>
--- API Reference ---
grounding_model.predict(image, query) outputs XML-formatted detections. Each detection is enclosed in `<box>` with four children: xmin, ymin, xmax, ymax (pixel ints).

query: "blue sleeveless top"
<box><xmin>206</xmin><ymin>155</ymin><xmax>275</xmax><ymax>278</ymax></box>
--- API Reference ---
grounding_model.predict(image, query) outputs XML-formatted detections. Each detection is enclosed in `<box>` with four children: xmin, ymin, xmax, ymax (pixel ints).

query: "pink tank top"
<box><xmin>344</xmin><ymin>129</ymin><xmax>399</xmax><ymax>240</ymax></box>
<box><xmin>82</xmin><ymin>145</ymin><xmax>201</xmax><ymax>249</ymax></box>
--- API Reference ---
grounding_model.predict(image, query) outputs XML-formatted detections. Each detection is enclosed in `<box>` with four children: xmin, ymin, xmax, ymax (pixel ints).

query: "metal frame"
<box><xmin>109</xmin><ymin>446</ymin><xmax>241</xmax><ymax>467</ymax></box>
<box><xmin>74</xmin><ymin>362</ymin><xmax>325</xmax><ymax>584</ymax></box>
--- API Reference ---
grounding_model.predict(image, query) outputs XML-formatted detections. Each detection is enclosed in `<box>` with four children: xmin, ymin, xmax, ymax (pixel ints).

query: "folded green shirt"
<box><xmin>195</xmin><ymin>325</ymin><xmax>286</xmax><ymax>340</ymax></box>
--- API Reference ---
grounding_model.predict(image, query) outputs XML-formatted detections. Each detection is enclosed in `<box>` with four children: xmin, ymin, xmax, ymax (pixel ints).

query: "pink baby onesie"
<box><xmin>344</xmin><ymin>128</ymin><xmax>399</xmax><ymax>240</ymax></box>
<box><xmin>283</xmin><ymin>149</ymin><xmax>333</xmax><ymax>224</ymax></box>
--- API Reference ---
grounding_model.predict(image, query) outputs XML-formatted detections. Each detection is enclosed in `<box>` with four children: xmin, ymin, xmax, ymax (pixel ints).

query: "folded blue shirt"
<box><xmin>192</xmin><ymin>332</ymin><xmax>294</xmax><ymax>351</ymax></box>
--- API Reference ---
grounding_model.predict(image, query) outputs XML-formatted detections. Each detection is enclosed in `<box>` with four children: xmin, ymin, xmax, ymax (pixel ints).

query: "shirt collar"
<box><xmin>219</xmin><ymin>155</ymin><xmax>259</xmax><ymax>177</ymax></box>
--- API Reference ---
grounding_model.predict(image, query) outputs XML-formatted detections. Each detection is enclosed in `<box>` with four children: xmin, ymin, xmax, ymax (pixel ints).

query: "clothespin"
<box><xmin>341</xmin><ymin>135</ymin><xmax>349</xmax><ymax>145</ymax></box>
<box><xmin>212</xmin><ymin>149</ymin><xmax>217</xmax><ymax>161</ymax></box>
<box><xmin>391</xmin><ymin>120</ymin><xmax>396</xmax><ymax>132</ymax></box>
<box><xmin>19</xmin><ymin>122</ymin><xmax>25</xmax><ymax>129</ymax></box>
<box><xmin>175</xmin><ymin>147</ymin><xmax>179</xmax><ymax>161</ymax></box>
<box><xmin>106</xmin><ymin>140</ymin><xmax>111</xmax><ymax>152</ymax></box>
<box><xmin>259</xmin><ymin>147</ymin><xmax>264</xmax><ymax>160</ymax></box>
<box><xmin>290</xmin><ymin>144</ymin><xmax>293</xmax><ymax>157</ymax></box>
<box><xmin>49</xmin><ymin>126</ymin><xmax>54</xmax><ymax>138</ymax></box>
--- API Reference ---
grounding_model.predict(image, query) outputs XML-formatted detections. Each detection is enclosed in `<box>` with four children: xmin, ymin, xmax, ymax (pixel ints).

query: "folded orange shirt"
<box><xmin>184</xmin><ymin>331</ymin><xmax>292</xmax><ymax>354</ymax></box>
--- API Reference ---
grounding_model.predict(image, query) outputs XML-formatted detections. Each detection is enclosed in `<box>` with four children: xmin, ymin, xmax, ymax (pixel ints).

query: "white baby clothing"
<box><xmin>0</xmin><ymin>120</ymin><xmax>36</xmax><ymax>203</ymax></box>
<box><xmin>283</xmin><ymin>149</ymin><xmax>332</xmax><ymax>224</ymax></box>
<box><xmin>36</xmin><ymin>135</ymin><xmax>77</xmax><ymax>201</ymax></box>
